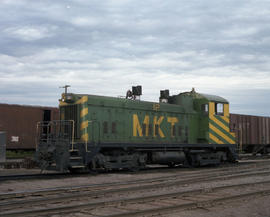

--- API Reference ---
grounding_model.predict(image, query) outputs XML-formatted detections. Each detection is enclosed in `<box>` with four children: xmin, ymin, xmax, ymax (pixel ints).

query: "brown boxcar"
<box><xmin>230</xmin><ymin>113</ymin><xmax>270</xmax><ymax>153</ymax></box>
<box><xmin>0</xmin><ymin>104</ymin><xmax>59</xmax><ymax>150</ymax></box>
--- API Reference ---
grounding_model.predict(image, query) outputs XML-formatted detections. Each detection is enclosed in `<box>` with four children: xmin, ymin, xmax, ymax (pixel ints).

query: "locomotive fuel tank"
<box><xmin>151</xmin><ymin>151</ymin><xmax>186</xmax><ymax>165</ymax></box>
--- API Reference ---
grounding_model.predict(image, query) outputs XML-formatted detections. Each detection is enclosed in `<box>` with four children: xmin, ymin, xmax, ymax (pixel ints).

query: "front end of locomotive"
<box><xmin>36</xmin><ymin>93</ymin><xmax>90</xmax><ymax>172</ymax></box>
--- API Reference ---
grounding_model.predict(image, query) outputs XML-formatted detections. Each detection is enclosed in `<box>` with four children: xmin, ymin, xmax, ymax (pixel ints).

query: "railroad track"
<box><xmin>104</xmin><ymin>181</ymin><xmax>270</xmax><ymax>217</ymax></box>
<box><xmin>1</xmin><ymin>176</ymin><xmax>270</xmax><ymax>216</ymax></box>
<box><xmin>0</xmin><ymin>173</ymin><xmax>75</xmax><ymax>182</ymax></box>
<box><xmin>1</xmin><ymin>164</ymin><xmax>270</xmax><ymax>216</ymax></box>
<box><xmin>1</xmin><ymin>157</ymin><xmax>269</xmax><ymax>183</ymax></box>
<box><xmin>0</xmin><ymin>157</ymin><xmax>269</xmax><ymax>182</ymax></box>
<box><xmin>1</xmin><ymin>161</ymin><xmax>270</xmax><ymax>201</ymax></box>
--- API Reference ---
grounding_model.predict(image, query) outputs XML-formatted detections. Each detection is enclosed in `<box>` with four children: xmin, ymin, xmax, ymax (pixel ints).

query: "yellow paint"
<box><xmin>208</xmin><ymin>101</ymin><xmax>236</xmax><ymax>145</ymax></box>
<box><xmin>133</xmin><ymin>114</ymin><xmax>143</xmax><ymax>137</ymax></box>
<box><xmin>76</xmin><ymin>96</ymin><xmax>88</xmax><ymax>104</ymax></box>
<box><xmin>80</xmin><ymin>108</ymin><xmax>88</xmax><ymax>118</ymax></box>
<box><xmin>133</xmin><ymin>114</ymin><xmax>179</xmax><ymax>138</ymax></box>
<box><xmin>223</xmin><ymin>103</ymin><xmax>229</xmax><ymax>117</ymax></box>
<box><xmin>59</xmin><ymin>101</ymin><xmax>68</xmax><ymax>106</ymax></box>
<box><xmin>80</xmin><ymin>121</ymin><xmax>88</xmax><ymax>130</ymax></box>
<box><xmin>152</xmin><ymin>103</ymin><xmax>160</xmax><ymax>111</ymax></box>
<box><xmin>209</xmin><ymin>102</ymin><xmax>215</xmax><ymax>116</ymax></box>
<box><xmin>60</xmin><ymin>112</ymin><xmax>65</xmax><ymax>120</ymax></box>
<box><xmin>167</xmin><ymin>117</ymin><xmax>179</xmax><ymax>137</ymax></box>
<box><xmin>230</xmin><ymin>132</ymin><xmax>236</xmax><ymax>139</ymax></box>
<box><xmin>209</xmin><ymin>124</ymin><xmax>235</xmax><ymax>144</ymax></box>
<box><xmin>132</xmin><ymin>114</ymin><xmax>150</xmax><ymax>137</ymax></box>
<box><xmin>209</xmin><ymin>102</ymin><xmax>230</xmax><ymax>118</ymax></box>
<box><xmin>153</xmin><ymin>116</ymin><xmax>165</xmax><ymax>138</ymax></box>
<box><xmin>81</xmin><ymin>133</ymin><xmax>88</xmax><ymax>142</ymax></box>
<box><xmin>209</xmin><ymin>133</ymin><xmax>222</xmax><ymax>144</ymax></box>
<box><xmin>220</xmin><ymin>116</ymin><xmax>229</xmax><ymax>123</ymax></box>
<box><xmin>143</xmin><ymin>115</ymin><xmax>150</xmax><ymax>136</ymax></box>
<box><xmin>211</xmin><ymin>116</ymin><xmax>229</xmax><ymax>132</ymax></box>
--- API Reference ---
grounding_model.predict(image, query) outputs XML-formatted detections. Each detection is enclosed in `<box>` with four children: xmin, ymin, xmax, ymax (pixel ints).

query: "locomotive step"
<box><xmin>70</xmin><ymin>156</ymin><xmax>82</xmax><ymax>160</ymax></box>
<box><xmin>70</xmin><ymin>165</ymin><xmax>85</xmax><ymax>169</ymax></box>
<box><xmin>69</xmin><ymin>149</ymin><xmax>79</xmax><ymax>152</ymax></box>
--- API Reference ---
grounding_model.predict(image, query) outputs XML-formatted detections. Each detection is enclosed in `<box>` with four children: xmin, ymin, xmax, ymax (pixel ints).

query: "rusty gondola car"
<box><xmin>230</xmin><ymin>114</ymin><xmax>270</xmax><ymax>154</ymax></box>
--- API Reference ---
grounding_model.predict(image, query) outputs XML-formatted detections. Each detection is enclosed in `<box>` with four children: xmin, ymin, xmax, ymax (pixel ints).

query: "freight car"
<box><xmin>0</xmin><ymin>104</ymin><xmax>59</xmax><ymax>150</ymax></box>
<box><xmin>230</xmin><ymin>114</ymin><xmax>270</xmax><ymax>154</ymax></box>
<box><xmin>36</xmin><ymin>87</ymin><xmax>238</xmax><ymax>172</ymax></box>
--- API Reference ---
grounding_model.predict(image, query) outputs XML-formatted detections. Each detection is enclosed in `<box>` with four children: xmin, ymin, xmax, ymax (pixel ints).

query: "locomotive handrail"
<box><xmin>85</xmin><ymin>121</ymin><xmax>91</xmax><ymax>152</ymax></box>
<box><xmin>36</xmin><ymin>120</ymin><xmax>75</xmax><ymax>151</ymax></box>
<box><xmin>83</xmin><ymin>120</ymin><xmax>100</xmax><ymax>152</ymax></box>
<box><xmin>50</xmin><ymin>120</ymin><xmax>75</xmax><ymax>151</ymax></box>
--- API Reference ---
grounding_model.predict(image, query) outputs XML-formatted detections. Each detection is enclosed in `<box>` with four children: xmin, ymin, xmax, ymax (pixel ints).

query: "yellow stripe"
<box><xmin>209</xmin><ymin>124</ymin><xmax>235</xmax><ymax>144</ymax></box>
<box><xmin>80</xmin><ymin>121</ymin><xmax>88</xmax><ymax>130</ymax></box>
<box><xmin>210</xmin><ymin>115</ymin><xmax>229</xmax><ymax>131</ymax></box>
<box><xmin>220</xmin><ymin>116</ymin><xmax>229</xmax><ymax>123</ymax></box>
<box><xmin>59</xmin><ymin>101</ymin><xmax>68</xmax><ymax>106</ymax></box>
<box><xmin>209</xmin><ymin>133</ymin><xmax>223</xmax><ymax>144</ymax></box>
<box><xmin>80</xmin><ymin>108</ymin><xmax>88</xmax><ymax>118</ymax></box>
<box><xmin>81</xmin><ymin>133</ymin><xmax>88</xmax><ymax>142</ymax></box>
<box><xmin>76</xmin><ymin>96</ymin><xmax>88</xmax><ymax>104</ymax></box>
<box><xmin>224</xmin><ymin>104</ymin><xmax>229</xmax><ymax>117</ymax></box>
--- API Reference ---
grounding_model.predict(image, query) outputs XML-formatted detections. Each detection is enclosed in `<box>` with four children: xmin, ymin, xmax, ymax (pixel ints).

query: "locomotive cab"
<box><xmin>193</xmin><ymin>93</ymin><xmax>236</xmax><ymax>145</ymax></box>
<box><xmin>164</xmin><ymin>89</ymin><xmax>237</xmax><ymax>166</ymax></box>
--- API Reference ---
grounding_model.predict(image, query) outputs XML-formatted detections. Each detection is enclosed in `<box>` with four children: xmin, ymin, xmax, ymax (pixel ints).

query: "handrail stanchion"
<box><xmin>85</xmin><ymin>121</ymin><xmax>90</xmax><ymax>152</ymax></box>
<box><xmin>71</xmin><ymin>120</ymin><xmax>75</xmax><ymax>151</ymax></box>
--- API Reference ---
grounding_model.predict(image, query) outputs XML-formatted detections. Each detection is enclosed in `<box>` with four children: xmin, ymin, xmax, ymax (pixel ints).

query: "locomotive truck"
<box><xmin>36</xmin><ymin>87</ymin><xmax>237</xmax><ymax>172</ymax></box>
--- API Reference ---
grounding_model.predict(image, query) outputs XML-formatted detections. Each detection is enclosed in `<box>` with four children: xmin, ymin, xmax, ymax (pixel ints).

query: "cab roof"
<box><xmin>178</xmin><ymin>90</ymin><xmax>229</xmax><ymax>104</ymax></box>
<box><xmin>200</xmin><ymin>93</ymin><xmax>229</xmax><ymax>104</ymax></box>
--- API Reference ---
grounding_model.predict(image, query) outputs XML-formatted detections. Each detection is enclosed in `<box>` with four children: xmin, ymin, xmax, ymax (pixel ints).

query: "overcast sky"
<box><xmin>1</xmin><ymin>0</ymin><xmax>270</xmax><ymax>116</ymax></box>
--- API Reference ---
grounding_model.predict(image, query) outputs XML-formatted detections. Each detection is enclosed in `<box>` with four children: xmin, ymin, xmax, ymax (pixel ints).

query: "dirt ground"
<box><xmin>1</xmin><ymin>164</ymin><xmax>270</xmax><ymax>217</ymax></box>
<box><xmin>168</xmin><ymin>196</ymin><xmax>270</xmax><ymax>217</ymax></box>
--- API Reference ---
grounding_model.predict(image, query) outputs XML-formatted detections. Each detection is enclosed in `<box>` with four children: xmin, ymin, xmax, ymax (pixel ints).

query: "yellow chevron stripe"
<box><xmin>81</xmin><ymin>133</ymin><xmax>88</xmax><ymax>142</ymax></box>
<box><xmin>209</xmin><ymin>133</ymin><xmax>223</xmax><ymax>144</ymax></box>
<box><xmin>76</xmin><ymin>96</ymin><xmax>88</xmax><ymax>104</ymax></box>
<box><xmin>220</xmin><ymin>116</ymin><xmax>229</xmax><ymax>123</ymax></box>
<box><xmin>80</xmin><ymin>121</ymin><xmax>88</xmax><ymax>130</ymax></box>
<box><xmin>80</xmin><ymin>108</ymin><xmax>88</xmax><ymax>118</ymax></box>
<box><xmin>210</xmin><ymin>115</ymin><xmax>229</xmax><ymax>131</ymax></box>
<box><xmin>209</xmin><ymin>124</ymin><xmax>235</xmax><ymax>144</ymax></box>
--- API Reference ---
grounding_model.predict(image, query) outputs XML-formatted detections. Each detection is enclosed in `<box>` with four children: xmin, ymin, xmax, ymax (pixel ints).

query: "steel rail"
<box><xmin>1</xmin><ymin>163</ymin><xmax>270</xmax><ymax>202</ymax></box>
<box><xmin>0</xmin><ymin>173</ymin><xmax>74</xmax><ymax>182</ymax></box>
<box><xmin>1</xmin><ymin>169</ymin><xmax>270</xmax><ymax>213</ymax></box>
<box><xmin>1</xmin><ymin>179</ymin><xmax>270</xmax><ymax>217</ymax></box>
<box><xmin>107</xmin><ymin>186</ymin><xmax>270</xmax><ymax>217</ymax></box>
<box><xmin>0</xmin><ymin>158</ymin><xmax>268</xmax><ymax>183</ymax></box>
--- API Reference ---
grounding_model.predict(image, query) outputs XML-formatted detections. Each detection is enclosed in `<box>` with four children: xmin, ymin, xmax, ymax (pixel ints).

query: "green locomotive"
<box><xmin>36</xmin><ymin>87</ymin><xmax>237</xmax><ymax>172</ymax></box>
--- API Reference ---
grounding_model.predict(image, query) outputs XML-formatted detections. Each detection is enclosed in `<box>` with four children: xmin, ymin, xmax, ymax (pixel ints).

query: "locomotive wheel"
<box><xmin>187</xmin><ymin>154</ymin><xmax>200</xmax><ymax>167</ymax></box>
<box><xmin>68</xmin><ymin>167</ymin><xmax>84</xmax><ymax>174</ymax></box>
<box><xmin>87</xmin><ymin>162</ymin><xmax>98</xmax><ymax>174</ymax></box>
<box><xmin>129</xmin><ymin>165</ymin><xmax>140</xmax><ymax>172</ymax></box>
<box><xmin>168</xmin><ymin>162</ymin><xmax>176</xmax><ymax>168</ymax></box>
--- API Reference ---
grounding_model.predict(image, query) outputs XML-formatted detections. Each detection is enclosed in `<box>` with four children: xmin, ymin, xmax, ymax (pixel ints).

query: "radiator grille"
<box><xmin>60</xmin><ymin>105</ymin><xmax>80</xmax><ymax>139</ymax></box>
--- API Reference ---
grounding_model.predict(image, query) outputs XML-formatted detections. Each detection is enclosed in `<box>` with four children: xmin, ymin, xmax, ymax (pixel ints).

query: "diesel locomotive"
<box><xmin>36</xmin><ymin>87</ymin><xmax>238</xmax><ymax>172</ymax></box>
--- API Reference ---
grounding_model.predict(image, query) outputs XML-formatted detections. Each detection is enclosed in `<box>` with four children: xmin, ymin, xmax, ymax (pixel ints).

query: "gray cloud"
<box><xmin>0</xmin><ymin>0</ymin><xmax>270</xmax><ymax>116</ymax></box>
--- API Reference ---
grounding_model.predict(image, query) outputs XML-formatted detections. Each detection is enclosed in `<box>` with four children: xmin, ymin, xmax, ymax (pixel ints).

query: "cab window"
<box><xmin>215</xmin><ymin>103</ymin><xmax>224</xmax><ymax>116</ymax></box>
<box><xmin>201</xmin><ymin>104</ymin><xmax>209</xmax><ymax>115</ymax></box>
